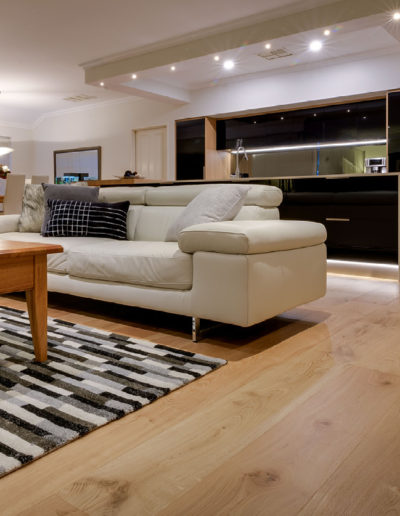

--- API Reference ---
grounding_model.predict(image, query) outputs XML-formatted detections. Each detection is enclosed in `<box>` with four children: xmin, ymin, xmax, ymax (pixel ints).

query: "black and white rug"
<box><xmin>0</xmin><ymin>305</ymin><xmax>226</xmax><ymax>478</ymax></box>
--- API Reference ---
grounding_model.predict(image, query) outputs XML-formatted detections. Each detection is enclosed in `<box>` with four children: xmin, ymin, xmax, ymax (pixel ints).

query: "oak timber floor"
<box><xmin>0</xmin><ymin>274</ymin><xmax>400</xmax><ymax>516</ymax></box>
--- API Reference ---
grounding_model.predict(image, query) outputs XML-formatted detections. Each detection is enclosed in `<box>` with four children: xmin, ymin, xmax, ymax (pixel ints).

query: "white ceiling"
<box><xmin>1</xmin><ymin>0</ymin><xmax>399</xmax><ymax>126</ymax></box>
<box><xmin>120</xmin><ymin>24</ymin><xmax>398</xmax><ymax>91</ymax></box>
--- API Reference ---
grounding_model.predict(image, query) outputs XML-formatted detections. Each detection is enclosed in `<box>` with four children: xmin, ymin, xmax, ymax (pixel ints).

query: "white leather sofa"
<box><xmin>0</xmin><ymin>183</ymin><xmax>327</xmax><ymax>340</ymax></box>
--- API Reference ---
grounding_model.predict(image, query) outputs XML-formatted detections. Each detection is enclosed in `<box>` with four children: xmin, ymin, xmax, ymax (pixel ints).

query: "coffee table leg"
<box><xmin>26</xmin><ymin>255</ymin><xmax>48</xmax><ymax>362</ymax></box>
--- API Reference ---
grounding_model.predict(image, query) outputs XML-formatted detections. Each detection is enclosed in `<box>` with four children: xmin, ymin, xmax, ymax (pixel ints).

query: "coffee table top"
<box><xmin>0</xmin><ymin>240</ymin><xmax>63</xmax><ymax>257</ymax></box>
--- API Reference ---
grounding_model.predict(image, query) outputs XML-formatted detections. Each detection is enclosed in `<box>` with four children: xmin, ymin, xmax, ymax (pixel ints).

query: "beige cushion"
<box><xmin>178</xmin><ymin>220</ymin><xmax>327</xmax><ymax>255</ymax></box>
<box><xmin>134</xmin><ymin>206</ymin><xmax>184</xmax><ymax>241</ymax></box>
<box><xmin>18</xmin><ymin>185</ymin><xmax>45</xmax><ymax>232</ymax></box>
<box><xmin>68</xmin><ymin>241</ymin><xmax>193</xmax><ymax>290</ymax></box>
<box><xmin>99</xmin><ymin>187</ymin><xmax>148</xmax><ymax>205</ymax></box>
<box><xmin>145</xmin><ymin>183</ymin><xmax>283</xmax><ymax>207</ymax></box>
<box><xmin>245</xmin><ymin>185</ymin><xmax>282</xmax><ymax>207</ymax></box>
<box><xmin>234</xmin><ymin>206</ymin><xmax>279</xmax><ymax>220</ymax></box>
<box><xmin>126</xmin><ymin>205</ymin><xmax>143</xmax><ymax>240</ymax></box>
<box><xmin>165</xmin><ymin>185</ymin><xmax>250</xmax><ymax>241</ymax></box>
<box><xmin>0</xmin><ymin>232</ymin><xmax>111</xmax><ymax>274</ymax></box>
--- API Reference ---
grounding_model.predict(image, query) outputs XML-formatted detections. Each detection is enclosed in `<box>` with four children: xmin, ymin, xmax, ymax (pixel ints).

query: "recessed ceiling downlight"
<box><xmin>309</xmin><ymin>40</ymin><xmax>323</xmax><ymax>52</ymax></box>
<box><xmin>214</xmin><ymin>55</ymin><xmax>220</xmax><ymax>61</ymax></box>
<box><xmin>170</xmin><ymin>65</ymin><xmax>176</xmax><ymax>71</ymax></box>
<box><xmin>323</xmin><ymin>29</ymin><xmax>331</xmax><ymax>36</ymax></box>
<box><xmin>393</xmin><ymin>12</ymin><xmax>400</xmax><ymax>20</ymax></box>
<box><xmin>223</xmin><ymin>59</ymin><xmax>234</xmax><ymax>70</ymax></box>
<box><xmin>131</xmin><ymin>74</ymin><xmax>137</xmax><ymax>79</ymax></box>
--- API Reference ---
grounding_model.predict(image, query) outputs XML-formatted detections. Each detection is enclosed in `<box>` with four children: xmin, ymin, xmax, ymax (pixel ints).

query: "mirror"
<box><xmin>54</xmin><ymin>146</ymin><xmax>101</xmax><ymax>184</ymax></box>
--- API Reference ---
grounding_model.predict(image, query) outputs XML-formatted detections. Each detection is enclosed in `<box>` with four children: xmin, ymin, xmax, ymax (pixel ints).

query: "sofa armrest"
<box><xmin>178</xmin><ymin>220</ymin><xmax>327</xmax><ymax>255</ymax></box>
<box><xmin>0</xmin><ymin>214</ymin><xmax>20</xmax><ymax>233</ymax></box>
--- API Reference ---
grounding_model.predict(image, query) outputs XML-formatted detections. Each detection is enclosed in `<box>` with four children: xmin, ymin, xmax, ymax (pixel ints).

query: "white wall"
<box><xmin>32</xmin><ymin>98</ymin><xmax>177</xmax><ymax>181</ymax></box>
<box><xmin>0</xmin><ymin>124</ymin><xmax>33</xmax><ymax>178</ymax></box>
<box><xmin>31</xmin><ymin>51</ymin><xmax>400</xmax><ymax>180</ymax></box>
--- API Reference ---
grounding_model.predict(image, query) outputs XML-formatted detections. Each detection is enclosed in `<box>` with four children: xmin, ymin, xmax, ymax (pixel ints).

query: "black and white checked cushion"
<box><xmin>42</xmin><ymin>199</ymin><xmax>129</xmax><ymax>239</ymax></box>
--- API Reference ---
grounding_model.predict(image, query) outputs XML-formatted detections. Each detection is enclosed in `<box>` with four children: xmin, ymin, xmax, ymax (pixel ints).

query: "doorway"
<box><xmin>134</xmin><ymin>126</ymin><xmax>167</xmax><ymax>180</ymax></box>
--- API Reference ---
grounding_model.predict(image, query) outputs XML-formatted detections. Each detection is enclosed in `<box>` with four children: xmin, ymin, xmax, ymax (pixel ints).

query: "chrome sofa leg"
<box><xmin>192</xmin><ymin>317</ymin><xmax>200</xmax><ymax>342</ymax></box>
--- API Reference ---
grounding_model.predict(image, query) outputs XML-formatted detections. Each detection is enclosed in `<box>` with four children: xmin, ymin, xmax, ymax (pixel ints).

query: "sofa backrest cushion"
<box><xmin>126</xmin><ymin>206</ymin><xmax>143</xmax><ymax>240</ymax></box>
<box><xmin>134</xmin><ymin>206</ymin><xmax>185</xmax><ymax>241</ymax></box>
<box><xmin>145</xmin><ymin>183</ymin><xmax>282</xmax><ymax>208</ymax></box>
<box><xmin>97</xmin><ymin>184</ymin><xmax>283</xmax><ymax>208</ymax></box>
<box><xmin>99</xmin><ymin>186</ymin><xmax>148</xmax><ymax>205</ymax></box>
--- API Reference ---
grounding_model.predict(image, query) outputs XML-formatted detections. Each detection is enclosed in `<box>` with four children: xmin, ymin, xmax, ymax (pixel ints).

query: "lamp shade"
<box><xmin>0</xmin><ymin>136</ymin><xmax>13</xmax><ymax>157</ymax></box>
<box><xmin>0</xmin><ymin>146</ymin><xmax>14</xmax><ymax>157</ymax></box>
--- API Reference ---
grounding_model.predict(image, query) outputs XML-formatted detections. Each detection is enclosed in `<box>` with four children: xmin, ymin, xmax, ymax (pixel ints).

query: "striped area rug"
<box><xmin>0</xmin><ymin>305</ymin><xmax>226</xmax><ymax>478</ymax></box>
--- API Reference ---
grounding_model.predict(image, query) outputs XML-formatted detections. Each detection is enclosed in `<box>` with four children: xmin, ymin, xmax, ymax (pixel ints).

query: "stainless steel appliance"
<box><xmin>365</xmin><ymin>157</ymin><xmax>387</xmax><ymax>173</ymax></box>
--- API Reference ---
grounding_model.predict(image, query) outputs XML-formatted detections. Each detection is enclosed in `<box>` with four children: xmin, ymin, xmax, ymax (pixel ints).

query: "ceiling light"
<box><xmin>214</xmin><ymin>56</ymin><xmax>220</xmax><ymax>61</ymax></box>
<box><xmin>393</xmin><ymin>12</ymin><xmax>400</xmax><ymax>20</ymax></box>
<box><xmin>323</xmin><ymin>29</ymin><xmax>331</xmax><ymax>36</ymax></box>
<box><xmin>170</xmin><ymin>65</ymin><xmax>176</xmax><ymax>71</ymax></box>
<box><xmin>100</xmin><ymin>82</ymin><xmax>104</xmax><ymax>86</ymax></box>
<box><xmin>223</xmin><ymin>60</ymin><xmax>234</xmax><ymax>70</ymax></box>
<box><xmin>280</xmin><ymin>116</ymin><xmax>285</xmax><ymax>120</ymax></box>
<box><xmin>309</xmin><ymin>40</ymin><xmax>323</xmax><ymax>52</ymax></box>
<box><xmin>313</xmin><ymin>113</ymin><xmax>317</xmax><ymax>117</ymax></box>
<box><xmin>231</xmin><ymin>139</ymin><xmax>387</xmax><ymax>154</ymax></box>
<box><xmin>131</xmin><ymin>74</ymin><xmax>137</xmax><ymax>79</ymax></box>
<box><xmin>265</xmin><ymin>43</ymin><xmax>271</xmax><ymax>49</ymax></box>
<box><xmin>347</xmin><ymin>109</ymin><xmax>351</xmax><ymax>113</ymax></box>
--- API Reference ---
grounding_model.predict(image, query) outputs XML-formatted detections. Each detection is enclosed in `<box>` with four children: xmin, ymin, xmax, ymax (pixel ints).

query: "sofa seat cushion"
<box><xmin>0</xmin><ymin>233</ymin><xmax>112</xmax><ymax>274</ymax></box>
<box><xmin>68</xmin><ymin>241</ymin><xmax>193</xmax><ymax>290</ymax></box>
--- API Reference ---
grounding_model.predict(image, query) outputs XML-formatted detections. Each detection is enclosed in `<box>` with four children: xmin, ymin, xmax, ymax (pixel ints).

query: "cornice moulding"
<box><xmin>32</xmin><ymin>96</ymin><xmax>139</xmax><ymax>129</ymax></box>
<box><xmin>0</xmin><ymin>120</ymin><xmax>32</xmax><ymax>131</ymax></box>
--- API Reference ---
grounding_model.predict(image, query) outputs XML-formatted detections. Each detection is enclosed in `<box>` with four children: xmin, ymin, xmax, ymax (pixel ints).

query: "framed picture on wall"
<box><xmin>54</xmin><ymin>146</ymin><xmax>101</xmax><ymax>183</ymax></box>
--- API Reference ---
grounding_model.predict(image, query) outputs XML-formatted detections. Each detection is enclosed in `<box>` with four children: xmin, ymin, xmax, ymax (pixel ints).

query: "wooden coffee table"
<box><xmin>0</xmin><ymin>240</ymin><xmax>63</xmax><ymax>362</ymax></box>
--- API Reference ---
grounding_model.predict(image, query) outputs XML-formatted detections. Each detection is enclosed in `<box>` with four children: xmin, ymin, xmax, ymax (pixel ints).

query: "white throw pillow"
<box><xmin>165</xmin><ymin>184</ymin><xmax>250</xmax><ymax>242</ymax></box>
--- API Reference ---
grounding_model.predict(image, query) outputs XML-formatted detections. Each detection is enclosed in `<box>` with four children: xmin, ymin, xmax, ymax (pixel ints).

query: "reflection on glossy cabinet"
<box><xmin>176</xmin><ymin>117</ymin><xmax>230</xmax><ymax>181</ymax></box>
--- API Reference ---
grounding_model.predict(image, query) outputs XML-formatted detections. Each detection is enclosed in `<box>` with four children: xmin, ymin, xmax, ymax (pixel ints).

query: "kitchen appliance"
<box><xmin>365</xmin><ymin>157</ymin><xmax>387</xmax><ymax>173</ymax></box>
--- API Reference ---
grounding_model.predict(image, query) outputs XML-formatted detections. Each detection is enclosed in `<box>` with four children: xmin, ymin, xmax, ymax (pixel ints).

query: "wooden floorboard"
<box><xmin>0</xmin><ymin>274</ymin><xmax>399</xmax><ymax>515</ymax></box>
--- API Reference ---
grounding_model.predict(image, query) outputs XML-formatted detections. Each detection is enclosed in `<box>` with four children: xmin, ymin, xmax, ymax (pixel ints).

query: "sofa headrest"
<box><xmin>145</xmin><ymin>184</ymin><xmax>283</xmax><ymax>208</ymax></box>
<box><xmin>97</xmin><ymin>183</ymin><xmax>283</xmax><ymax>208</ymax></box>
<box><xmin>99</xmin><ymin>186</ymin><xmax>149</xmax><ymax>205</ymax></box>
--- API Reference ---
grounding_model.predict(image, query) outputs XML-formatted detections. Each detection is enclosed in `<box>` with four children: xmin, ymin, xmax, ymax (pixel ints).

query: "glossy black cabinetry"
<box><xmin>216</xmin><ymin>99</ymin><xmax>386</xmax><ymax>150</ymax></box>
<box><xmin>279</xmin><ymin>176</ymin><xmax>398</xmax><ymax>260</ymax></box>
<box><xmin>388</xmin><ymin>91</ymin><xmax>400</xmax><ymax>172</ymax></box>
<box><xmin>176</xmin><ymin>119</ymin><xmax>205</xmax><ymax>180</ymax></box>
